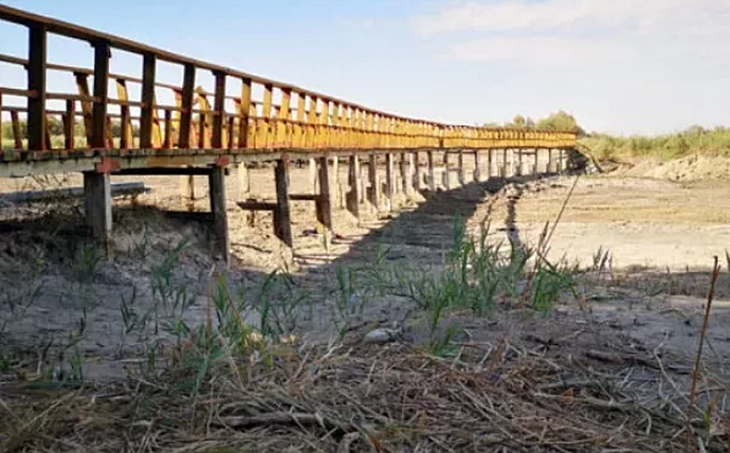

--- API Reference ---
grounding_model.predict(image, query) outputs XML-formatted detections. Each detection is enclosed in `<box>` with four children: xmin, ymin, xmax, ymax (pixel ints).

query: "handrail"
<box><xmin>0</xmin><ymin>4</ymin><xmax>578</xmax><ymax>154</ymax></box>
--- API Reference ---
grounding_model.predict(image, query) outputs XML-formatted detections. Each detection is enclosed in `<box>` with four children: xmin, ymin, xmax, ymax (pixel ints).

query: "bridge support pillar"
<box><xmin>472</xmin><ymin>150</ymin><xmax>482</xmax><ymax>182</ymax></box>
<box><xmin>236</xmin><ymin>162</ymin><xmax>250</xmax><ymax>201</ymax></box>
<box><xmin>501</xmin><ymin>149</ymin><xmax>508</xmax><ymax>177</ymax></box>
<box><xmin>442</xmin><ymin>152</ymin><xmax>450</xmax><ymax>190</ymax></box>
<box><xmin>274</xmin><ymin>159</ymin><xmax>293</xmax><ymax>248</ymax></box>
<box><xmin>547</xmin><ymin>149</ymin><xmax>554</xmax><ymax>174</ymax></box>
<box><xmin>413</xmin><ymin>151</ymin><xmax>422</xmax><ymax>192</ymax></box>
<box><xmin>487</xmin><ymin>149</ymin><xmax>493</xmax><ymax>179</ymax></box>
<box><xmin>367</xmin><ymin>153</ymin><xmax>380</xmax><ymax>213</ymax></box>
<box><xmin>458</xmin><ymin>151</ymin><xmax>465</xmax><ymax>185</ymax></box>
<box><xmin>399</xmin><ymin>152</ymin><xmax>409</xmax><ymax>197</ymax></box>
<box><xmin>180</xmin><ymin>175</ymin><xmax>195</xmax><ymax>210</ymax></box>
<box><xmin>533</xmin><ymin>149</ymin><xmax>539</xmax><ymax>176</ymax></box>
<box><xmin>385</xmin><ymin>153</ymin><xmax>395</xmax><ymax>211</ymax></box>
<box><xmin>208</xmin><ymin>165</ymin><xmax>230</xmax><ymax>266</ymax></box>
<box><xmin>315</xmin><ymin>156</ymin><xmax>333</xmax><ymax>237</ymax></box>
<box><xmin>83</xmin><ymin>171</ymin><xmax>112</xmax><ymax>254</ymax></box>
<box><xmin>516</xmin><ymin>149</ymin><xmax>523</xmax><ymax>176</ymax></box>
<box><xmin>346</xmin><ymin>154</ymin><xmax>361</xmax><ymax>222</ymax></box>
<box><xmin>427</xmin><ymin>151</ymin><xmax>435</xmax><ymax>192</ymax></box>
<box><xmin>308</xmin><ymin>158</ymin><xmax>317</xmax><ymax>193</ymax></box>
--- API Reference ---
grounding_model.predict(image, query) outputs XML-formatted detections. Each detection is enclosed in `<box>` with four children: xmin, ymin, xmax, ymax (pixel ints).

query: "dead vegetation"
<box><xmin>1</xmin><ymin>168</ymin><xmax>730</xmax><ymax>452</ymax></box>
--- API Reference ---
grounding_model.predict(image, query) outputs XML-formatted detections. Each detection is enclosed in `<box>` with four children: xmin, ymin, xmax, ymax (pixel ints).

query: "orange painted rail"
<box><xmin>0</xmin><ymin>4</ymin><xmax>577</xmax><ymax>160</ymax></box>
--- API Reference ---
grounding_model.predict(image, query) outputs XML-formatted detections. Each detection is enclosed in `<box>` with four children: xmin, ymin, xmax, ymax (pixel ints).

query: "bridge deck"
<box><xmin>0</xmin><ymin>4</ymin><xmax>576</xmax><ymax>179</ymax></box>
<box><xmin>0</xmin><ymin>4</ymin><xmax>579</xmax><ymax>267</ymax></box>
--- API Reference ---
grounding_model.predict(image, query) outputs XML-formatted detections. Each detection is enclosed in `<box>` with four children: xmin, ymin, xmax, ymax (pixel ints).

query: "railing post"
<box><xmin>27</xmin><ymin>23</ymin><xmax>47</xmax><ymax>151</ymax></box>
<box><xmin>140</xmin><ymin>52</ymin><xmax>156</xmax><ymax>149</ymax></box>
<box><xmin>91</xmin><ymin>41</ymin><xmax>111</xmax><ymax>149</ymax></box>
<box><xmin>212</xmin><ymin>71</ymin><xmax>226</xmax><ymax>149</ymax></box>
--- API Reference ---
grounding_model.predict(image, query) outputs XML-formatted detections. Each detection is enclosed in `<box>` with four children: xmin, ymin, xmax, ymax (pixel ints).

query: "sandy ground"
<box><xmin>0</xmin><ymin>152</ymin><xmax>729</xmax><ymax>400</ymax></box>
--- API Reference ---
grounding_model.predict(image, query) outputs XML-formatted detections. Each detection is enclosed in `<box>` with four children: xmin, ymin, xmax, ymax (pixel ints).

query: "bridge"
<box><xmin>0</xmin><ymin>4</ymin><xmax>579</xmax><ymax>266</ymax></box>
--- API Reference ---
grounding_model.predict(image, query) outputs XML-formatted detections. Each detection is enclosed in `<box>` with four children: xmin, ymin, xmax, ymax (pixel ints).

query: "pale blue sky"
<box><xmin>1</xmin><ymin>0</ymin><xmax>728</xmax><ymax>135</ymax></box>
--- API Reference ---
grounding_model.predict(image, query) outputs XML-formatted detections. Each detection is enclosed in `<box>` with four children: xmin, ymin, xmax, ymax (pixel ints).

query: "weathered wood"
<box><xmin>414</xmin><ymin>151</ymin><xmax>422</xmax><ymax>191</ymax></box>
<box><xmin>273</xmin><ymin>159</ymin><xmax>293</xmax><ymax>248</ymax></box>
<box><xmin>516</xmin><ymin>149</ymin><xmax>523</xmax><ymax>176</ymax></box>
<box><xmin>308</xmin><ymin>158</ymin><xmax>317</xmax><ymax>193</ymax></box>
<box><xmin>208</xmin><ymin>165</ymin><xmax>229</xmax><ymax>266</ymax></box>
<box><xmin>346</xmin><ymin>155</ymin><xmax>360</xmax><ymax>220</ymax></box>
<box><xmin>487</xmin><ymin>149</ymin><xmax>493</xmax><ymax>178</ymax></box>
<box><xmin>140</xmin><ymin>53</ymin><xmax>156</xmax><ymax>148</ymax></box>
<box><xmin>83</xmin><ymin>171</ymin><xmax>112</xmax><ymax>250</ymax></box>
<box><xmin>316</xmin><ymin>156</ymin><xmax>332</xmax><ymax>233</ymax></box>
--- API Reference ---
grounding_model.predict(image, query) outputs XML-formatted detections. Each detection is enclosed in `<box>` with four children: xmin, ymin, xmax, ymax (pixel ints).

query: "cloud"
<box><xmin>412</xmin><ymin>0</ymin><xmax>730</xmax><ymax>68</ymax></box>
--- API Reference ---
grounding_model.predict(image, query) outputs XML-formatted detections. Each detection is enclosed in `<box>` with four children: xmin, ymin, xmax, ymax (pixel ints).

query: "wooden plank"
<box><xmin>237</xmin><ymin>201</ymin><xmax>277</xmax><ymax>211</ymax></box>
<box><xmin>474</xmin><ymin>150</ymin><xmax>481</xmax><ymax>182</ymax></box>
<box><xmin>63</xmin><ymin>99</ymin><xmax>75</xmax><ymax>149</ymax></box>
<box><xmin>27</xmin><ymin>23</ymin><xmax>47</xmax><ymax>151</ymax></box>
<box><xmin>0</xmin><ymin>182</ymin><xmax>148</xmax><ymax>203</ymax></box>
<box><xmin>458</xmin><ymin>150</ymin><xmax>465</xmax><ymax>185</ymax></box>
<box><xmin>208</xmin><ymin>165</ymin><xmax>229</xmax><ymax>266</ymax></box>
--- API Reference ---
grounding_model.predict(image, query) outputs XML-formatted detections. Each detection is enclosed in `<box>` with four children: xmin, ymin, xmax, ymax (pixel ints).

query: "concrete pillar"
<box><xmin>84</xmin><ymin>171</ymin><xmax>112</xmax><ymax>252</ymax></box>
<box><xmin>208</xmin><ymin>165</ymin><xmax>229</xmax><ymax>266</ymax></box>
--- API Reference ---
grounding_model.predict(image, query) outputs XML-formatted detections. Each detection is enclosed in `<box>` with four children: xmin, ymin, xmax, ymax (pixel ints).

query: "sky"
<box><xmin>0</xmin><ymin>0</ymin><xmax>729</xmax><ymax>136</ymax></box>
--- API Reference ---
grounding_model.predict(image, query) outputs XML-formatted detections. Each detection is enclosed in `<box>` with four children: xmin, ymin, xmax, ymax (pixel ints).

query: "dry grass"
<box><xmin>1</xmin><ymin>331</ymin><xmax>728</xmax><ymax>453</ymax></box>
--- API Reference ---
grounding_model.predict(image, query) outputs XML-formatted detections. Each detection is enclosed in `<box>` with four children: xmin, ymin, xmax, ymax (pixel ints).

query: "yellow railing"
<box><xmin>0</xmin><ymin>4</ymin><xmax>577</xmax><ymax>157</ymax></box>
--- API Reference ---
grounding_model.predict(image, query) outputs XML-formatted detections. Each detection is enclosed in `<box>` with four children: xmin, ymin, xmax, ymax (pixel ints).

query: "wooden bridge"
<box><xmin>0</xmin><ymin>4</ymin><xmax>579</xmax><ymax>266</ymax></box>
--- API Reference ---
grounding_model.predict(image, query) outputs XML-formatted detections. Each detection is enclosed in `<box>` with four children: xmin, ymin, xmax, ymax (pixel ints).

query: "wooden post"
<box><xmin>502</xmin><ymin>149</ymin><xmax>508</xmax><ymax>177</ymax></box>
<box><xmin>407</xmin><ymin>152</ymin><xmax>416</xmax><ymax>195</ymax></box>
<box><xmin>92</xmin><ymin>41</ymin><xmax>110</xmax><ymax>149</ymax></box>
<box><xmin>367</xmin><ymin>153</ymin><xmax>380</xmax><ymax>212</ymax></box>
<box><xmin>399</xmin><ymin>152</ymin><xmax>409</xmax><ymax>196</ymax></box>
<box><xmin>414</xmin><ymin>151</ymin><xmax>422</xmax><ymax>191</ymax></box>
<box><xmin>273</xmin><ymin>159</ymin><xmax>293</xmax><ymax>248</ymax></box>
<box><xmin>533</xmin><ymin>149</ymin><xmax>539</xmax><ymax>176</ymax></box>
<box><xmin>27</xmin><ymin>23</ymin><xmax>47</xmax><ymax>151</ymax></box>
<box><xmin>346</xmin><ymin>154</ymin><xmax>361</xmax><ymax>221</ymax></box>
<box><xmin>545</xmin><ymin>149</ymin><xmax>551</xmax><ymax>174</ymax></box>
<box><xmin>458</xmin><ymin>151</ymin><xmax>465</xmax><ymax>185</ymax></box>
<box><xmin>237</xmin><ymin>162</ymin><xmax>250</xmax><ymax>200</ymax></box>
<box><xmin>331</xmin><ymin>156</ymin><xmax>339</xmax><ymax>206</ymax></box>
<box><xmin>316</xmin><ymin>156</ymin><xmax>333</xmax><ymax>234</ymax></box>
<box><xmin>487</xmin><ymin>149</ymin><xmax>493</xmax><ymax>179</ymax></box>
<box><xmin>180</xmin><ymin>174</ymin><xmax>195</xmax><ymax>210</ymax></box>
<box><xmin>308</xmin><ymin>158</ymin><xmax>317</xmax><ymax>193</ymax></box>
<box><xmin>208</xmin><ymin>165</ymin><xmax>230</xmax><ymax>266</ymax></box>
<box><xmin>385</xmin><ymin>153</ymin><xmax>395</xmax><ymax>211</ymax></box>
<box><xmin>83</xmin><ymin>171</ymin><xmax>112</xmax><ymax>251</ymax></box>
<box><xmin>517</xmin><ymin>149</ymin><xmax>523</xmax><ymax>176</ymax></box>
<box><xmin>442</xmin><ymin>151</ymin><xmax>450</xmax><ymax>190</ymax></box>
<box><xmin>427</xmin><ymin>150</ymin><xmax>435</xmax><ymax>191</ymax></box>
<box><xmin>474</xmin><ymin>150</ymin><xmax>482</xmax><ymax>182</ymax></box>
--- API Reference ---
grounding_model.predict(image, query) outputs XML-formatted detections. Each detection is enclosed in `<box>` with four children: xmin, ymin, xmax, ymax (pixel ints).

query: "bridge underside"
<box><xmin>0</xmin><ymin>146</ymin><xmax>577</xmax><ymax>267</ymax></box>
